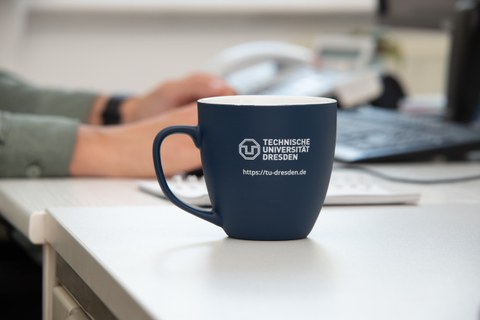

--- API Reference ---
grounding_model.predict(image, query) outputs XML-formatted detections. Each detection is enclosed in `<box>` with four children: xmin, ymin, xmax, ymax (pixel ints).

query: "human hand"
<box><xmin>121</xmin><ymin>73</ymin><xmax>235</xmax><ymax>123</ymax></box>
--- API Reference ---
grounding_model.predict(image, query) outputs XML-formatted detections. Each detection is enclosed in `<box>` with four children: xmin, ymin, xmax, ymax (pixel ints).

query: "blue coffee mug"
<box><xmin>153</xmin><ymin>95</ymin><xmax>336</xmax><ymax>240</ymax></box>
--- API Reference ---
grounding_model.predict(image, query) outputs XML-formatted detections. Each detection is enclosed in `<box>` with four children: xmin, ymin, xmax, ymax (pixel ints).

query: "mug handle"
<box><xmin>152</xmin><ymin>126</ymin><xmax>222</xmax><ymax>226</ymax></box>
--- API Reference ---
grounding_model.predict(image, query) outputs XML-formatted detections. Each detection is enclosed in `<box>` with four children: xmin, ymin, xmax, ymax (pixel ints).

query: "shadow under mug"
<box><xmin>153</xmin><ymin>95</ymin><xmax>337</xmax><ymax>240</ymax></box>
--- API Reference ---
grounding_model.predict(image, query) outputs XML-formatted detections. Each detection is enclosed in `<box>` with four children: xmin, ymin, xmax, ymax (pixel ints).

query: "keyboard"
<box><xmin>137</xmin><ymin>170</ymin><xmax>420</xmax><ymax>207</ymax></box>
<box><xmin>335</xmin><ymin>106</ymin><xmax>480</xmax><ymax>162</ymax></box>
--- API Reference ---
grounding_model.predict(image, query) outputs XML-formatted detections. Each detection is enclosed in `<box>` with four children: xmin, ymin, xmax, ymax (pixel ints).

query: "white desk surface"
<box><xmin>1</xmin><ymin>163</ymin><xmax>480</xmax><ymax>243</ymax></box>
<box><xmin>45</xmin><ymin>203</ymin><xmax>480</xmax><ymax>320</ymax></box>
<box><xmin>0</xmin><ymin>178</ymin><xmax>166</xmax><ymax>243</ymax></box>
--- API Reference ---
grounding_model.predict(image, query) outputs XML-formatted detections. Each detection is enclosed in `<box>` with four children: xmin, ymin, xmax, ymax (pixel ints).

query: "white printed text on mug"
<box><xmin>239</xmin><ymin>138</ymin><xmax>311</xmax><ymax>161</ymax></box>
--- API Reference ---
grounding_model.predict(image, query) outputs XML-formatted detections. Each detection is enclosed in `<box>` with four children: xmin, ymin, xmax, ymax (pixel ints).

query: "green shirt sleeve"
<box><xmin>0</xmin><ymin>70</ymin><xmax>97</xmax><ymax>122</ymax></box>
<box><xmin>0</xmin><ymin>111</ymin><xmax>79</xmax><ymax>178</ymax></box>
<box><xmin>0</xmin><ymin>70</ymin><xmax>101</xmax><ymax>177</ymax></box>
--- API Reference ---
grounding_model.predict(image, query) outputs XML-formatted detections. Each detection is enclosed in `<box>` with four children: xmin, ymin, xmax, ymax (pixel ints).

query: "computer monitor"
<box><xmin>446</xmin><ymin>1</ymin><xmax>480</xmax><ymax>124</ymax></box>
<box><xmin>378</xmin><ymin>0</ymin><xmax>480</xmax><ymax>126</ymax></box>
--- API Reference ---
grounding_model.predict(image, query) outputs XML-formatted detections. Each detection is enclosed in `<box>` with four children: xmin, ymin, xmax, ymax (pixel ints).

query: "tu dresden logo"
<box><xmin>239</xmin><ymin>139</ymin><xmax>261</xmax><ymax>160</ymax></box>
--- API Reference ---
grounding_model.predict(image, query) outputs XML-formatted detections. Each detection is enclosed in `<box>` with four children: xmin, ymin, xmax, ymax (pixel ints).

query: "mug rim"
<box><xmin>198</xmin><ymin>95</ymin><xmax>336</xmax><ymax>106</ymax></box>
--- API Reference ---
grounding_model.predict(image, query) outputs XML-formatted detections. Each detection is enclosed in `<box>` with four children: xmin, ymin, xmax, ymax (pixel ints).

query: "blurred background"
<box><xmin>0</xmin><ymin>0</ymin><xmax>449</xmax><ymax>96</ymax></box>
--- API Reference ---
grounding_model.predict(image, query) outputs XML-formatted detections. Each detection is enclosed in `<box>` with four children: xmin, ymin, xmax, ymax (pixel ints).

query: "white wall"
<box><xmin>0</xmin><ymin>0</ymin><xmax>374</xmax><ymax>94</ymax></box>
<box><xmin>13</xmin><ymin>12</ymin><xmax>373</xmax><ymax>94</ymax></box>
<box><xmin>0</xmin><ymin>0</ymin><xmax>27</xmax><ymax>70</ymax></box>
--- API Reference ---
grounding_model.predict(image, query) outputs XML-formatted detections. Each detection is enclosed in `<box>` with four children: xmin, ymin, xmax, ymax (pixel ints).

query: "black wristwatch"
<box><xmin>102</xmin><ymin>95</ymin><xmax>129</xmax><ymax>125</ymax></box>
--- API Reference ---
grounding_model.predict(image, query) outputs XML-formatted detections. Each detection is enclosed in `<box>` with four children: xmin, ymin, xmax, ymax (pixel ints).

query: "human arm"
<box><xmin>70</xmin><ymin>103</ymin><xmax>200</xmax><ymax>178</ymax></box>
<box><xmin>0</xmin><ymin>111</ymin><xmax>80</xmax><ymax>177</ymax></box>
<box><xmin>0</xmin><ymin>71</ymin><xmax>234</xmax><ymax>178</ymax></box>
<box><xmin>0</xmin><ymin>105</ymin><xmax>199</xmax><ymax>178</ymax></box>
<box><xmin>68</xmin><ymin>73</ymin><xmax>235</xmax><ymax>177</ymax></box>
<box><xmin>0</xmin><ymin>70</ymin><xmax>97</xmax><ymax>122</ymax></box>
<box><xmin>86</xmin><ymin>73</ymin><xmax>233</xmax><ymax>125</ymax></box>
<box><xmin>1</xmin><ymin>70</ymin><xmax>232</xmax><ymax>125</ymax></box>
